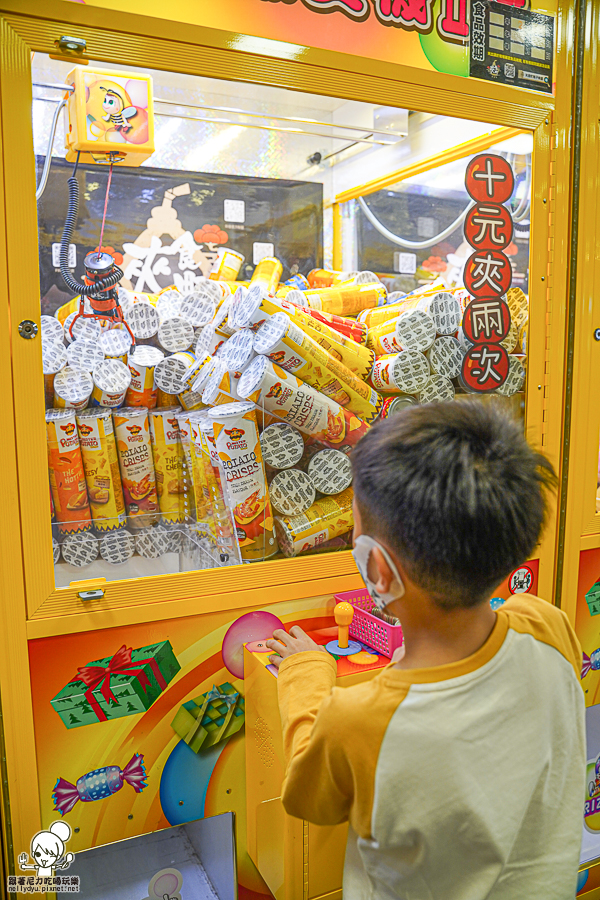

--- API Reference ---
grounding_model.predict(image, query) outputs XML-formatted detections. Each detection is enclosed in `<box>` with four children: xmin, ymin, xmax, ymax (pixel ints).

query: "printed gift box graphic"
<box><xmin>171</xmin><ymin>683</ymin><xmax>245</xmax><ymax>753</ymax></box>
<box><xmin>51</xmin><ymin>642</ymin><xmax>180</xmax><ymax>728</ymax></box>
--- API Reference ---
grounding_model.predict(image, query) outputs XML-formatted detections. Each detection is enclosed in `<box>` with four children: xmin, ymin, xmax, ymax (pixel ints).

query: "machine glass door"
<box><xmin>31</xmin><ymin>55</ymin><xmax>532</xmax><ymax>588</ymax></box>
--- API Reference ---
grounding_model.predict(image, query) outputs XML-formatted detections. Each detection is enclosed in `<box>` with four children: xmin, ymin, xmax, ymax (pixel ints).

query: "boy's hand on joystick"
<box><xmin>266</xmin><ymin>627</ymin><xmax>326</xmax><ymax>668</ymax></box>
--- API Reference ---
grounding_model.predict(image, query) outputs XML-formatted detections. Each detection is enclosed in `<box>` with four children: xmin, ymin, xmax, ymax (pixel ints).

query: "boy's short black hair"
<box><xmin>351</xmin><ymin>400</ymin><xmax>556</xmax><ymax>610</ymax></box>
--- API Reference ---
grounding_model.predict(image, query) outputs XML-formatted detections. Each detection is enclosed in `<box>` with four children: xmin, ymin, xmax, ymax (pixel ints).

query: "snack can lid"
<box><xmin>254</xmin><ymin>312</ymin><xmax>289</xmax><ymax>354</ymax></box>
<box><xmin>355</xmin><ymin>271</ymin><xmax>381</xmax><ymax>285</ymax></box>
<box><xmin>179</xmin><ymin>291</ymin><xmax>217</xmax><ymax>328</ymax></box>
<box><xmin>117</xmin><ymin>287</ymin><xmax>135</xmax><ymax>318</ymax></box>
<box><xmin>76</xmin><ymin>406</ymin><xmax>112</xmax><ymax>422</ymax></box>
<box><xmin>201</xmin><ymin>360</ymin><xmax>229</xmax><ymax>405</ymax></box>
<box><xmin>424</xmin><ymin>292</ymin><xmax>461</xmax><ymax>335</ymax></box>
<box><xmin>93</xmin><ymin>358</ymin><xmax>132</xmax><ymax>393</ymax></box>
<box><xmin>63</xmin><ymin>314</ymin><xmax>102</xmax><ymax>344</ymax></box>
<box><xmin>100</xmin><ymin>529</ymin><xmax>135</xmax><ymax>564</ymax></box>
<box><xmin>126</xmin><ymin>301</ymin><xmax>160</xmax><ymax>339</ymax></box>
<box><xmin>61</xmin><ymin>532</ymin><xmax>98</xmax><ymax>567</ymax></box>
<box><xmin>158</xmin><ymin>317</ymin><xmax>195</xmax><ymax>353</ymax></box>
<box><xmin>495</xmin><ymin>355</ymin><xmax>525</xmax><ymax>396</ymax></box>
<box><xmin>99</xmin><ymin>328</ymin><xmax>133</xmax><ymax>358</ymax></box>
<box><xmin>42</xmin><ymin>343</ymin><xmax>68</xmax><ymax>375</ymax></box>
<box><xmin>207</xmin><ymin>400</ymin><xmax>256</xmax><ymax>420</ymax></box>
<box><xmin>390</xmin><ymin>350</ymin><xmax>430</xmax><ymax>393</ymax></box>
<box><xmin>135</xmin><ymin>525</ymin><xmax>174</xmax><ymax>559</ymax></box>
<box><xmin>128</xmin><ymin>345</ymin><xmax>164</xmax><ymax>367</ymax></box>
<box><xmin>235</xmin><ymin>284</ymin><xmax>266</xmax><ymax>329</ymax></box>
<box><xmin>221</xmin><ymin>328</ymin><xmax>255</xmax><ymax>371</ymax></box>
<box><xmin>54</xmin><ymin>366</ymin><xmax>94</xmax><ymax>402</ymax></box>
<box><xmin>156</xmin><ymin>293</ymin><xmax>182</xmax><ymax>320</ymax></box>
<box><xmin>66</xmin><ymin>339</ymin><xmax>105</xmax><ymax>372</ymax></box>
<box><xmin>196</xmin><ymin>279</ymin><xmax>225</xmax><ymax>305</ymax></box>
<box><xmin>260</xmin><ymin>422</ymin><xmax>304</xmax><ymax>469</ymax></box>
<box><xmin>427</xmin><ymin>336</ymin><xmax>464</xmax><ymax>379</ymax></box>
<box><xmin>269</xmin><ymin>469</ymin><xmax>316</xmax><ymax>516</ymax></box>
<box><xmin>46</xmin><ymin>407</ymin><xmax>77</xmax><ymax>423</ymax></box>
<box><xmin>395</xmin><ymin>309</ymin><xmax>436</xmax><ymax>353</ymax></box>
<box><xmin>191</xmin><ymin>356</ymin><xmax>217</xmax><ymax>394</ymax></box>
<box><xmin>52</xmin><ymin>536</ymin><xmax>61</xmax><ymax>565</ymax></box>
<box><xmin>41</xmin><ymin>315</ymin><xmax>64</xmax><ymax>343</ymax></box>
<box><xmin>229</xmin><ymin>285</ymin><xmax>248</xmax><ymax>329</ymax></box>
<box><xmin>237</xmin><ymin>354</ymin><xmax>268</xmax><ymax>398</ymax></box>
<box><xmin>284</xmin><ymin>289</ymin><xmax>308</xmax><ymax>307</ymax></box>
<box><xmin>154</xmin><ymin>355</ymin><xmax>192</xmax><ymax>393</ymax></box>
<box><xmin>307</xmin><ymin>449</ymin><xmax>353</xmax><ymax>494</ymax></box>
<box><xmin>417</xmin><ymin>374</ymin><xmax>455</xmax><ymax>403</ymax></box>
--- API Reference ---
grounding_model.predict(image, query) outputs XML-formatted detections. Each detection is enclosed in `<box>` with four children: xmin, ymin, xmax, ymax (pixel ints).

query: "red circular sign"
<box><xmin>461</xmin><ymin>343</ymin><xmax>509</xmax><ymax>392</ymax></box>
<box><xmin>465</xmin><ymin>154</ymin><xmax>515</xmax><ymax>204</ymax></box>
<box><xmin>464</xmin><ymin>249</ymin><xmax>512</xmax><ymax>298</ymax></box>
<box><xmin>509</xmin><ymin>565</ymin><xmax>534</xmax><ymax>594</ymax></box>
<box><xmin>463</xmin><ymin>298</ymin><xmax>511</xmax><ymax>344</ymax></box>
<box><xmin>464</xmin><ymin>202</ymin><xmax>514</xmax><ymax>251</ymax></box>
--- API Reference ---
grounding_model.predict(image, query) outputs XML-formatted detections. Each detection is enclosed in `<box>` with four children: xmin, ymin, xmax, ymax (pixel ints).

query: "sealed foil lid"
<box><xmin>417</xmin><ymin>374</ymin><xmax>455</xmax><ymax>403</ymax></box>
<box><xmin>237</xmin><ymin>354</ymin><xmax>268</xmax><ymax>398</ymax></box>
<box><xmin>158</xmin><ymin>316</ymin><xmax>195</xmax><ymax>353</ymax></box>
<box><xmin>93</xmin><ymin>358</ymin><xmax>132</xmax><ymax>393</ymax></box>
<box><xmin>128</xmin><ymin>345</ymin><xmax>164</xmax><ymax>367</ymax></box>
<box><xmin>201</xmin><ymin>360</ymin><xmax>229</xmax><ymax>405</ymax></box>
<box><xmin>197</xmin><ymin>279</ymin><xmax>225</xmax><ymax>305</ymax></box>
<box><xmin>154</xmin><ymin>355</ymin><xmax>192</xmax><ymax>393</ymax></box>
<box><xmin>395</xmin><ymin>309</ymin><xmax>436</xmax><ymax>353</ymax></box>
<box><xmin>67</xmin><ymin>339</ymin><xmax>105</xmax><ymax>372</ymax></box>
<box><xmin>388</xmin><ymin>350</ymin><xmax>430</xmax><ymax>393</ymax></box>
<box><xmin>207</xmin><ymin>400</ymin><xmax>255</xmax><ymax>420</ymax></box>
<box><xmin>76</xmin><ymin>406</ymin><xmax>112</xmax><ymax>422</ymax></box>
<box><xmin>135</xmin><ymin>524</ymin><xmax>174</xmax><ymax>559</ymax></box>
<box><xmin>423</xmin><ymin>292</ymin><xmax>461</xmax><ymax>335</ymax></box>
<box><xmin>427</xmin><ymin>336</ymin><xmax>464</xmax><ymax>379</ymax></box>
<box><xmin>308</xmin><ymin>449</ymin><xmax>353</xmax><ymax>494</ymax></box>
<box><xmin>42</xmin><ymin>342</ymin><xmax>68</xmax><ymax>375</ymax></box>
<box><xmin>41</xmin><ymin>315</ymin><xmax>64</xmax><ymax>344</ymax></box>
<box><xmin>63</xmin><ymin>313</ymin><xmax>102</xmax><ymax>344</ymax></box>
<box><xmin>46</xmin><ymin>407</ymin><xmax>77</xmax><ymax>424</ymax></box>
<box><xmin>54</xmin><ymin>366</ymin><xmax>93</xmax><ymax>403</ymax></box>
<box><xmin>500</xmin><ymin>317</ymin><xmax>519</xmax><ymax>353</ymax></box>
<box><xmin>456</xmin><ymin>326</ymin><xmax>474</xmax><ymax>353</ymax></box>
<box><xmin>269</xmin><ymin>469</ymin><xmax>316</xmax><ymax>516</ymax></box>
<box><xmin>260</xmin><ymin>422</ymin><xmax>304</xmax><ymax>469</ymax></box>
<box><xmin>99</xmin><ymin>328</ymin><xmax>133</xmax><ymax>358</ymax></box>
<box><xmin>495</xmin><ymin>356</ymin><xmax>525</xmax><ymax>396</ymax></box>
<box><xmin>99</xmin><ymin>529</ymin><xmax>135</xmax><ymax>564</ymax></box>
<box><xmin>221</xmin><ymin>328</ymin><xmax>255</xmax><ymax>371</ymax></box>
<box><xmin>355</xmin><ymin>270</ymin><xmax>381</xmax><ymax>285</ymax></box>
<box><xmin>229</xmin><ymin>285</ymin><xmax>248</xmax><ymax>329</ymax></box>
<box><xmin>194</xmin><ymin>325</ymin><xmax>219</xmax><ymax>358</ymax></box>
<box><xmin>61</xmin><ymin>532</ymin><xmax>99</xmax><ymax>567</ymax></box>
<box><xmin>253</xmin><ymin>312</ymin><xmax>289</xmax><ymax>354</ymax></box>
<box><xmin>52</xmin><ymin>536</ymin><xmax>61</xmax><ymax>565</ymax></box>
<box><xmin>126</xmin><ymin>301</ymin><xmax>160</xmax><ymax>339</ymax></box>
<box><xmin>117</xmin><ymin>287</ymin><xmax>135</xmax><ymax>318</ymax></box>
<box><xmin>179</xmin><ymin>291</ymin><xmax>216</xmax><ymax>327</ymax></box>
<box><xmin>191</xmin><ymin>356</ymin><xmax>217</xmax><ymax>394</ymax></box>
<box><xmin>235</xmin><ymin>284</ymin><xmax>266</xmax><ymax>329</ymax></box>
<box><xmin>156</xmin><ymin>292</ymin><xmax>182</xmax><ymax>320</ymax></box>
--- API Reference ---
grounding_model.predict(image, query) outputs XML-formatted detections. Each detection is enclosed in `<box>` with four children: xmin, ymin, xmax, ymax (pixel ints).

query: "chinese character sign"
<box><xmin>462</xmin><ymin>153</ymin><xmax>516</xmax><ymax>392</ymax></box>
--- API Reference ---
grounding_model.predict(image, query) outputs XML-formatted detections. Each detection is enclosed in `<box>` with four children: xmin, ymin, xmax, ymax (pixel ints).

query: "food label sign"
<box><xmin>470</xmin><ymin>0</ymin><xmax>554</xmax><ymax>94</ymax></box>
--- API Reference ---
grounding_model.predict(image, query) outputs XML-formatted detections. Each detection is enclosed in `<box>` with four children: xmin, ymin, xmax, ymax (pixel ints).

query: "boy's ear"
<box><xmin>371</xmin><ymin>544</ymin><xmax>395</xmax><ymax>593</ymax></box>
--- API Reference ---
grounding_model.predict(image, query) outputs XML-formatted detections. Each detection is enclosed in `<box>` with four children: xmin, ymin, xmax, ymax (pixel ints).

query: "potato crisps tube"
<box><xmin>126</xmin><ymin>346</ymin><xmax>164</xmax><ymax>408</ymax></box>
<box><xmin>76</xmin><ymin>408</ymin><xmax>126</xmax><ymax>533</ymax></box>
<box><xmin>188</xmin><ymin>415</ymin><xmax>213</xmax><ymax>523</ymax></box>
<box><xmin>300</xmin><ymin>307</ymin><xmax>368</xmax><ymax>345</ymax></box>
<box><xmin>275</xmin><ymin>486</ymin><xmax>354</xmax><ymax>558</ymax></box>
<box><xmin>210</xmin><ymin>248</ymin><xmax>244</xmax><ymax>282</ymax></box>
<box><xmin>237</xmin><ymin>356</ymin><xmax>369</xmax><ymax>452</ymax></box>
<box><xmin>254</xmin><ymin>313</ymin><xmax>382</xmax><ymax>423</ymax></box>
<box><xmin>46</xmin><ymin>409</ymin><xmax>92</xmax><ymax>535</ymax></box>
<box><xmin>114</xmin><ymin>408</ymin><xmax>160</xmax><ymax>529</ymax></box>
<box><xmin>209</xmin><ymin>402</ymin><xmax>278</xmax><ymax>562</ymax></box>
<box><xmin>307</xmin><ymin>269</ymin><xmax>354</xmax><ymax>289</ymax></box>
<box><xmin>149</xmin><ymin>408</ymin><xmax>188</xmax><ymax>525</ymax></box>
<box><xmin>250</xmin><ymin>257</ymin><xmax>283</xmax><ymax>295</ymax></box>
<box><xmin>369</xmin><ymin>351</ymin><xmax>431</xmax><ymax>395</ymax></box>
<box><xmin>303</xmin><ymin>282</ymin><xmax>386</xmax><ymax>317</ymax></box>
<box><xmin>198</xmin><ymin>419</ymin><xmax>239</xmax><ymax>558</ymax></box>
<box><xmin>367</xmin><ymin>308</ymin><xmax>436</xmax><ymax>356</ymax></box>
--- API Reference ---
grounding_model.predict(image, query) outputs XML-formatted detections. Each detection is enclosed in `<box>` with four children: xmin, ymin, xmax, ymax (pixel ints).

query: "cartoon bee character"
<box><xmin>85</xmin><ymin>79</ymin><xmax>137</xmax><ymax>140</ymax></box>
<box><xmin>100</xmin><ymin>85</ymin><xmax>137</xmax><ymax>133</ymax></box>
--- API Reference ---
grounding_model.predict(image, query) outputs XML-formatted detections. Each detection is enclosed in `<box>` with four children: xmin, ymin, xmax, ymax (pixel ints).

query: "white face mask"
<box><xmin>351</xmin><ymin>534</ymin><xmax>405</xmax><ymax>610</ymax></box>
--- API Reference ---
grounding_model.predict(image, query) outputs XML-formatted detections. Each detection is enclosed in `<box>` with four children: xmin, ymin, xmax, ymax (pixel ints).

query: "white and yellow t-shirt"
<box><xmin>277</xmin><ymin>595</ymin><xmax>586</xmax><ymax>900</ymax></box>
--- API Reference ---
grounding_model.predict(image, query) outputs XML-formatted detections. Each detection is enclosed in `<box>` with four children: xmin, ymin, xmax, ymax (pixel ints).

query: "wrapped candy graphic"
<box><xmin>52</xmin><ymin>753</ymin><xmax>147</xmax><ymax>816</ymax></box>
<box><xmin>581</xmin><ymin>649</ymin><xmax>600</xmax><ymax>679</ymax></box>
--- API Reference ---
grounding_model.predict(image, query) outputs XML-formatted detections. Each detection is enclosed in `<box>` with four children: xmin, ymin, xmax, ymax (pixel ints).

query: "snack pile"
<box><xmin>42</xmin><ymin>262</ymin><xmax>528</xmax><ymax>571</ymax></box>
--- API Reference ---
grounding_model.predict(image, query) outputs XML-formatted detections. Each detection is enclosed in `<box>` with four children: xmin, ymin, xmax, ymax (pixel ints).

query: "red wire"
<box><xmin>96</xmin><ymin>162</ymin><xmax>114</xmax><ymax>260</ymax></box>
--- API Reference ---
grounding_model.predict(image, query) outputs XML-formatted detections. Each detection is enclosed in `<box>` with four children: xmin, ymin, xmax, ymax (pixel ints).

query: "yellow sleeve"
<box><xmin>502</xmin><ymin>594</ymin><xmax>582</xmax><ymax>679</ymax></box>
<box><xmin>277</xmin><ymin>652</ymin><xmax>407</xmax><ymax>836</ymax></box>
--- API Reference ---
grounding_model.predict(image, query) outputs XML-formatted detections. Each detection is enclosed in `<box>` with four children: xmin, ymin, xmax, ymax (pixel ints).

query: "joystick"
<box><xmin>326</xmin><ymin>601</ymin><xmax>362</xmax><ymax>657</ymax></box>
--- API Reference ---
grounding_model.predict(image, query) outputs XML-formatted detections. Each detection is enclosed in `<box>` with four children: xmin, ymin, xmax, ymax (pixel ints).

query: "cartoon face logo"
<box><xmin>266</xmin><ymin>382</ymin><xmax>283</xmax><ymax>399</ymax></box>
<box><xmin>167</xmin><ymin>418</ymin><xmax>178</xmax><ymax>429</ymax></box>
<box><xmin>127</xmin><ymin>425</ymin><xmax>142</xmax><ymax>435</ymax></box>
<box><xmin>224</xmin><ymin>427</ymin><xmax>245</xmax><ymax>441</ymax></box>
<box><xmin>129</xmin><ymin>366</ymin><xmax>141</xmax><ymax>377</ymax></box>
<box><xmin>270</xmin><ymin>351</ymin><xmax>286</xmax><ymax>364</ymax></box>
<box><xmin>60</xmin><ymin>423</ymin><xmax>76</xmax><ymax>436</ymax></box>
<box><xmin>77</xmin><ymin>424</ymin><xmax>93</xmax><ymax>436</ymax></box>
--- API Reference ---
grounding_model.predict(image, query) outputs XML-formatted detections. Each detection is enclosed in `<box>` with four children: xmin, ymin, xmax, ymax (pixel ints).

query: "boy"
<box><xmin>266</xmin><ymin>401</ymin><xmax>586</xmax><ymax>900</ymax></box>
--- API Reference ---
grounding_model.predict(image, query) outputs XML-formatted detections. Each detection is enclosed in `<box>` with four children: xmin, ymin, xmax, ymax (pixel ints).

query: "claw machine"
<box><xmin>0</xmin><ymin>0</ymin><xmax>576</xmax><ymax>898</ymax></box>
<box><xmin>557</xmin><ymin>0</ymin><xmax>600</xmax><ymax>896</ymax></box>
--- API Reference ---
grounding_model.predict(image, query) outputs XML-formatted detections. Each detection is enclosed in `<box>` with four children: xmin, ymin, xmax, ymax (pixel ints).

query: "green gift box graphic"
<box><xmin>171</xmin><ymin>683</ymin><xmax>245</xmax><ymax>753</ymax></box>
<box><xmin>51</xmin><ymin>641</ymin><xmax>181</xmax><ymax>729</ymax></box>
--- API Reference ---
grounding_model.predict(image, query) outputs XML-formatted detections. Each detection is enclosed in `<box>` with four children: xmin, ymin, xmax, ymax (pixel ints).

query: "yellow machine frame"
<box><xmin>0</xmin><ymin>0</ymin><xmax>580</xmax><ymax>893</ymax></box>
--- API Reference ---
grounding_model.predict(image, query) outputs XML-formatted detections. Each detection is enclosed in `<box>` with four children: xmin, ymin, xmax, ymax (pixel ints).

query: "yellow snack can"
<box><xmin>274</xmin><ymin>486</ymin><xmax>354</xmax><ymax>558</ymax></box>
<box><xmin>149</xmin><ymin>407</ymin><xmax>188</xmax><ymax>524</ymax></box>
<box><xmin>250</xmin><ymin>257</ymin><xmax>283</xmax><ymax>295</ymax></box>
<box><xmin>76</xmin><ymin>407</ymin><xmax>127</xmax><ymax>533</ymax></box>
